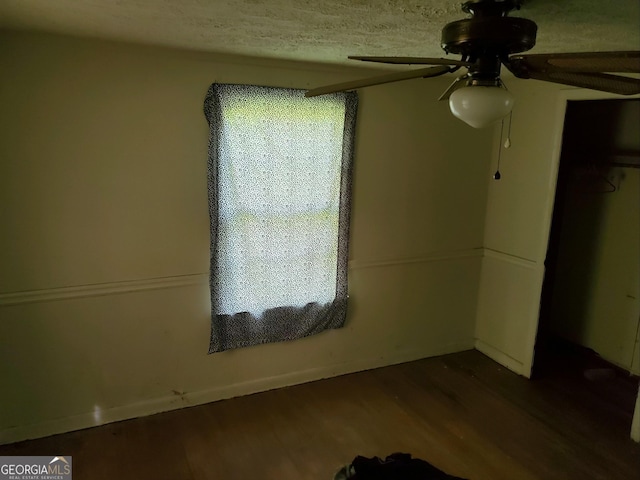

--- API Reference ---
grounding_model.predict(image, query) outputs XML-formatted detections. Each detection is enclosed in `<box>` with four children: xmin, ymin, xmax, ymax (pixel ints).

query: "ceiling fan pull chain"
<box><xmin>494</xmin><ymin>118</ymin><xmax>505</xmax><ymax>180</ymax></box>
<box><xmin>504</xmin><ymin>111</ymin><xmax>513</xmax><ymax>148</ymax></box>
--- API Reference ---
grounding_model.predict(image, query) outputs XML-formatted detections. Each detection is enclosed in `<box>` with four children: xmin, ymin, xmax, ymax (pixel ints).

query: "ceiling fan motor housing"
<box><xmin>441</xmin><ymin>16</ymin><xmax>537</xmax><ymax>57</ymax></box>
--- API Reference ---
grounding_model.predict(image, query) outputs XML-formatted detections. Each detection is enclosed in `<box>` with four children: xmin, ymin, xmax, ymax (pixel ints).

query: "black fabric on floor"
<box><xmin>350</xmin><ymin>453</ymin><xmax>467</xmax><ymax>480</ymax></box>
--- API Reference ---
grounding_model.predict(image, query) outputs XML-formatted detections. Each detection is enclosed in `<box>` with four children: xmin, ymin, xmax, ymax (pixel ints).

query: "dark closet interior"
<box><xmin>533</xmin><ymin>98</ymin><xmax>640</xmax><ymax>430</ymax></box>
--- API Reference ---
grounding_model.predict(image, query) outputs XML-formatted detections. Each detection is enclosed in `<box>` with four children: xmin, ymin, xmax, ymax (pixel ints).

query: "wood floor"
<box><xmin>2</xmin><ymin>349</ymin><xmax>639</xmax><ymax>479</ymax></box>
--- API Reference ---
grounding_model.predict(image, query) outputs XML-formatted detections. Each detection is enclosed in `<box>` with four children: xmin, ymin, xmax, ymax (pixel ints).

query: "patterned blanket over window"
<box><xmin>203</xmin><ymin>83</ymin><xmax>358</xmax><ymax>352</ymax></box>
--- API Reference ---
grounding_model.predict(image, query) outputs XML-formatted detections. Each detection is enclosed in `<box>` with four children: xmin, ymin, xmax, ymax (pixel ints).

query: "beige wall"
<box><xmin>0</xmin><ymin>30</ymin><xmax>493</xmax><ymax>443</ymax></box>
<box><xmin>475</xmin><ymin>79</ymin><xmax>567</xmax><ymax>375</ymax></box>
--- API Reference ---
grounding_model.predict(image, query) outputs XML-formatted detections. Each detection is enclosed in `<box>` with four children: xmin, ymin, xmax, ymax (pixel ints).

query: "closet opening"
<box><xmin>533</xmin><ymin>98</ymin><xmax>640</xmax><ymax>434</ymax></box>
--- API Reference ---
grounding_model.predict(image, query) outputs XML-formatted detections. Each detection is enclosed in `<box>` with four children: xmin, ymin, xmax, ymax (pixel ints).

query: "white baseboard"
<box><xmin>0</xmin><ymin>341</ymin><xmax>473</xmax><ymax>445</ymax></box>
<box><xmin>632</xmin><ymin>385</ymin><xmax>640</xmax><ymax>443</ymax></box>
<box><xmin>474</xmin><ymin>339</ymin><xmax>526</xmax><ymax>377</ymax></box>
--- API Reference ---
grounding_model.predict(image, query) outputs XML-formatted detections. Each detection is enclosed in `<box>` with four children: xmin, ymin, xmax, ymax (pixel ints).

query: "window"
<box><xmin>204</xmin><ymin>83</ymin><xmax>358</xmax><ymax>352</ymax></box>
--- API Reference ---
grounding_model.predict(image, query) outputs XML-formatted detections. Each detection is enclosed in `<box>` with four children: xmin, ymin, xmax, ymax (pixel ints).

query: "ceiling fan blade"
<box><xmin>305</xmin><ymin>65</ymin><xmax>451</xmax><ymax>97</ymax></box>
<box><xmin>348</xmin><ymin>56</ymin><xmax>472</xmax><ymax>67</ymax></box>
<box><xmin>525</xmin><ymin>71</ymin><xmax>640</xmax><ymax>95</ymax></box>
<box><xmin>437</xmin><ymin>73</ymin><xmax>470</xmax><ymax>101</ymax></box>
<box><xmin>510</xmin><ymin>51</ymin><xmax>640</xmax><ymax>73</ymax></box>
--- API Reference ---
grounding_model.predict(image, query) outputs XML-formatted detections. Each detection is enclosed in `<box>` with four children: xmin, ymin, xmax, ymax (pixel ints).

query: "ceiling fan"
<box><xmin>305</xmin><ymin>0</ymin><xmax>640</xmax><ymax>128</ymax></box>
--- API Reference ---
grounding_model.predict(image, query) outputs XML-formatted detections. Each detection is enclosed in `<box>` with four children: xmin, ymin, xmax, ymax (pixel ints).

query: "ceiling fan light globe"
<box><xmin>449</xmin><ymin>86</ymin><xmax>514</xmax><ymax>128</ymax></box>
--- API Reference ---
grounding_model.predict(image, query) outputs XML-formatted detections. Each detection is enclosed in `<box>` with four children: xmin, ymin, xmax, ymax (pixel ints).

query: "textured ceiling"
<box><xmin>1</xmin><ymin>0</ymin><xmax>639</xmax><ymax>66</ymax></box>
